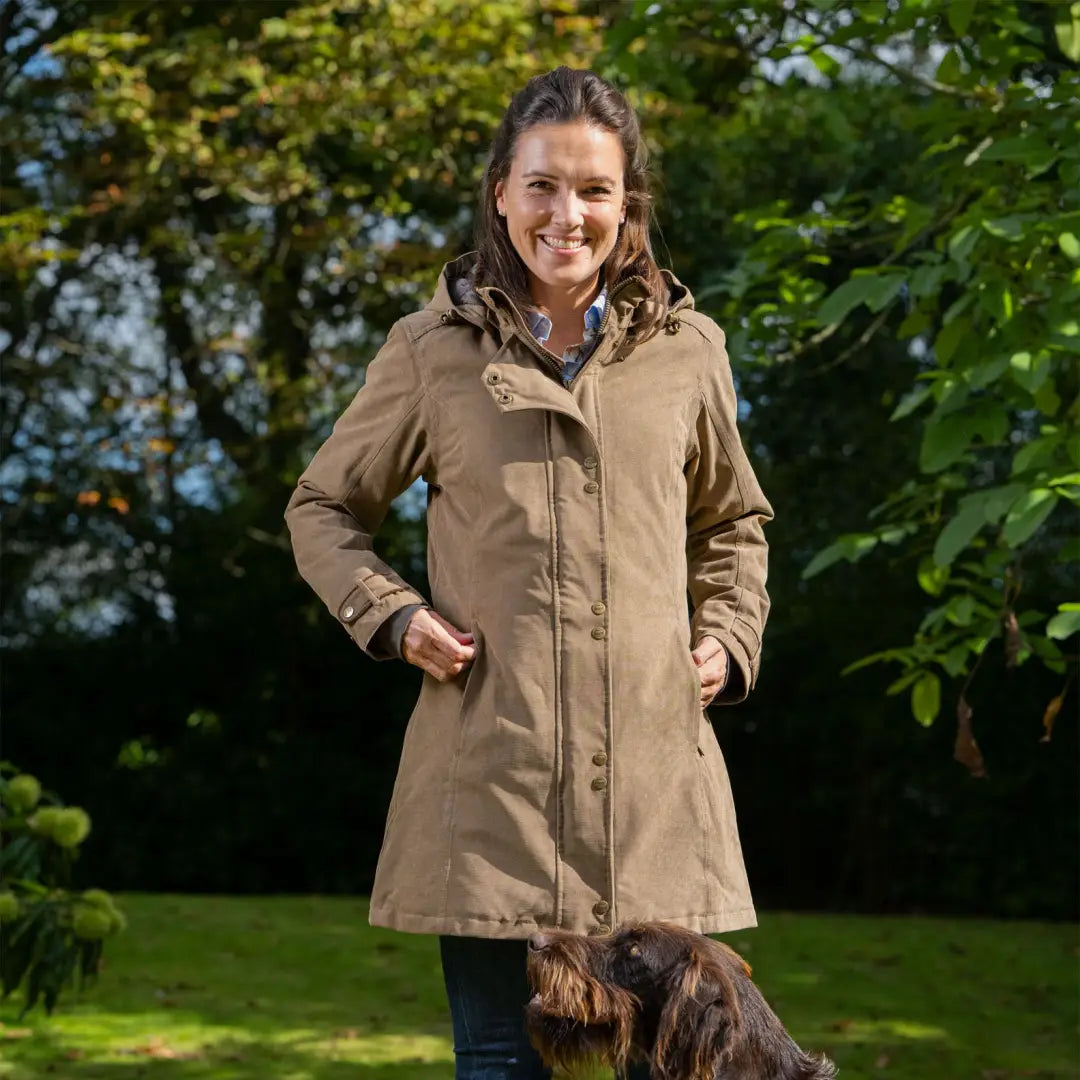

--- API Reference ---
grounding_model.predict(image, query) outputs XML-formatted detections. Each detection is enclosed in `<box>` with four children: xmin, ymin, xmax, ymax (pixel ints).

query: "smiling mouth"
<box><xmin>540</xmin><ymin>236</ymin><xmax>589</xmax><ymax>251</ymax></box>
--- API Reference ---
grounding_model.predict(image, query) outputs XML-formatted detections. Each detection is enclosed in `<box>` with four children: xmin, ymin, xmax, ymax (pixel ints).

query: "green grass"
<box><xmin>0</xmin><ymin>895</ymin><xmax>1076</xmax><ymax>1079</ymax></box>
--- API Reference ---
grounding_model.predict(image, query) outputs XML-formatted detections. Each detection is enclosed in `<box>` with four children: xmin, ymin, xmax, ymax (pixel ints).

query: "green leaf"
<box><xmin>935</xmin><ymin>46</ymin><xmax>962</xmax><ymax>85</ymax></box>
<box><xmin>933</xmin><ymin>498</ymin><xmax>988</xmax><ymax>567</ymax></box>
<box><xmin>945</xmin><ymin>593</ymin><xmax>977</xmax><ymax>626</ymax></box>
<box><xmin>1033</xmin><ymin>379</ymin><xmax>1062</xmax><ymax>417</ymax></box>
<box><xmin>920</xmin><ymin>413</ymin><xmax>976</xmax><ymax>472</ymax></box>
<box><xmin>816</xmin><ymin>273</ymin><xmax>905</xmax><ymax>325</ymax></box>
<box><xmin>947</xmin><ymin>225</ymin><xmax>979</xmax><ymax>263</ymax></box>
<box><xmin>1001</xmin><ymin>488</ymin><xmax>1058</xmax><ymax>546</ymax></box>
<box><xmin>890</xmin><ymin>383</ymin><xmax>933</xmax><ymax>421</ymax></box>
<box><xmin>1047</xmin><ymin>606</ymin><xmax>1080</xmax><ymax>640</ymax></box>
<box><xmin>934</xmin><ymin>317</ymin><xmax>968</xmax><ymax>363</ymax></box>
<box><xmin>911</xmin><ymin>672</ymin><xmax>941</xmax><ymax>726</ymax></box>
<box><xmin>1009</xmin><ymin>350</ymin><xmax>1050</xmax><ymax>393</ymax></box>
<box><xmin>887</xmin><ymin>669</ymin><xmax>923</xmax><ymax>696</ymax></box>
<box><xmin>982</xmin><ymin>216</ymin><xmax>1025</xmax><ymax>241</ymax></box>
<box><xmin>802</xmin><ymin>533</ymin><xmax>879</xmax><ymax>579</ymax></box>
<box><xmin>981</xmin><ymin>136</ymin><xmax>1057</xmax><ymax>169</ymax></box>
<box><xmin>1055</xmin><ymin>10</ymin><xmax>1080</xmax><ymax>62</ymax></box>
<box><xmin>942</xmin><ymin>645</ymin><xmax>968</xmax><ymax>677</ymax></box>
<box><xmin>948</xmin><ymin>0</ymin><xmax>976</xmax><ymax>36</ymax></box>
<box><xmin>1059</xmin><ymin>232</ymin><xmax>1080</xmax><ymax>260</ymax></box>
<box><xmin>918</xmin><ymin>555</ymin><xmax>950</xmax><ymax>596</ymax></box>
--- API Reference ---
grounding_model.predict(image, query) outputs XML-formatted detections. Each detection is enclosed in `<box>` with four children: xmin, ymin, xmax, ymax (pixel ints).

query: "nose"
<box><xmin>551</xmin><ymin>191</ymin><xmax>585</xmax><ymax>228</ymax></box>
<box><xmin>528</xmin><ymin>932</ymin><xmax>552</xmax><ymax>953</ymax></box>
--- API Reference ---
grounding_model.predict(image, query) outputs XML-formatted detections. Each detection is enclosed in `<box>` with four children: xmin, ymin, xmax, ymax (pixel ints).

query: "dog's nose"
<box><xmin>528</xmin><ymin>933</ymin><xmax>551</xmax><ymax>952</ymax></box>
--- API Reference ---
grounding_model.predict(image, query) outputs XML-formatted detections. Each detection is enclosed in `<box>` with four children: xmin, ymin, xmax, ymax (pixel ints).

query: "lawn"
<box><xmin>0</xmin><ymin>895</ymin><xmax>1075</xmax><ymax>1079</ymax></box>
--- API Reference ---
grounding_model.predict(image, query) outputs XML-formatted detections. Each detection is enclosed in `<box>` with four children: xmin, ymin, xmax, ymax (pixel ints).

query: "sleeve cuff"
<box><xmin>368</xmin><ymin>603</ymin><xmax>427</xmax><ymax>661</ymax></box>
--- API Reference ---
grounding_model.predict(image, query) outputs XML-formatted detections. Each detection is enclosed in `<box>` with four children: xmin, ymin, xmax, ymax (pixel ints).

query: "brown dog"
<box><xmin>525</xmin><ymin>922</ymin><xmax>835</xmax><ymax>1080</ymax></box>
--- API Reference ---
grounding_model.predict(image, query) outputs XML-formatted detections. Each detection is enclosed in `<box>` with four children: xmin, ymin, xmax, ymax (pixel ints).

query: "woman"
<box><xmin>286</xmin><ymin>67</ymin><xmax>772</xmax><ymax>1080</ymax></box>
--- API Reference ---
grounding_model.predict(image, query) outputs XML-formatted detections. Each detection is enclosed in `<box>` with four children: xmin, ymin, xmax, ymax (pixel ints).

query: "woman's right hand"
<box><xmin>402</xmin><ymin>608</ymin><xmax>476</xmax><ymax>682</ymax></box>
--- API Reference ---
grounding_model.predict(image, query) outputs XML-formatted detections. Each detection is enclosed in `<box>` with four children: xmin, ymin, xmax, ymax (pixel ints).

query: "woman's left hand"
<box><xmin>691</xmin><ymin>636</ymin><xmax>729</xmax><ymax>709</ymax></box>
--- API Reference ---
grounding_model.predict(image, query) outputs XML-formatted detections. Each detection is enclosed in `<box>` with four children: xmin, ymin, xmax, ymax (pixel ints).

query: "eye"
<box><xmin>627</xmin><ymin>943</ymin><xmax>641</xmax><ymax>957</ymax></box>
<box><xmin>528</xmin><ymin>180</ymin><xmax>552</xmax><ymax>190</ymax></box>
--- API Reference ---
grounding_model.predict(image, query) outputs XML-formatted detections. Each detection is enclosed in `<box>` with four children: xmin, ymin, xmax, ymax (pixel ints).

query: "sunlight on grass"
<box><xmin>825</xmin><ymin>1018</ymin><xmax>948</xmax><ymax>1043</ymax></box>
<box><xmin>0</xmin><ymin>897</ymin><xmax>1076</xmax><ymax>1080</ymax></box>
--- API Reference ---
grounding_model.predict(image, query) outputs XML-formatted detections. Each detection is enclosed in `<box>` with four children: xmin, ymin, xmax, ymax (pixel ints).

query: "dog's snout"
<box><xmin>528</xmin><ymin>932</ymin><xmax>552</xmax><ymax>953</ymax></box>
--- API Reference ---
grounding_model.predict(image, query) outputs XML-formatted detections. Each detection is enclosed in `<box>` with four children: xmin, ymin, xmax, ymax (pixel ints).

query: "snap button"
<box><xmin>583</xmin><ymin>481</ymin><xmax>599</xmax><ymax>494</ymax></box>
<box><xmin>485</xmin><ymin>371</ymin><xmax>501</xmax><ymax>384</ymax></box>
<box><xmin>342</xmin><ymin>606</ymin><xmax>355</xmax><ymax>620</ymax></box>
<box><xmin>591</xmin><ymin>601</ymin><xmax>606</xmax><ymax>615</ymax></box>
<box><xmin>591</xmin><ymin>776</ymin><xmax>607</xmax><ymax>791</ymax></box>
<box><xmin>497</xmin><ymin>392</ymin><xmax>513</xmax><ymax>404</ymax></box>
<box><xmin>592</xmin><ymin>751</ymin><xmax>607</xmax><ymax>766</ymax></box>
<box><xmin>584</xmin><ymin>456</ymin><xmax>598</xmax><ymax>469</ymax></box>
<box><xmin>592</xmin><ymin>923</ymin><xmax>611</xmax><ymax>936</ymax></box>
<box><xmin>593</xmin><ymin>900</ymin><xmax>610</xmax><ymax>917</ymax></box>
<box><xmin>590</xmin><ymin>626</ymin><xmax>607</xmax><ymax>640</ymax></box>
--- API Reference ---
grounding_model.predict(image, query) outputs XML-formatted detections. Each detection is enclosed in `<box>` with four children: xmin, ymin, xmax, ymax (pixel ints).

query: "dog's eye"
<box><xmin>627</xmin><ymin>943</ymin><xmax>641</xmax><ymax>957</ymax></box>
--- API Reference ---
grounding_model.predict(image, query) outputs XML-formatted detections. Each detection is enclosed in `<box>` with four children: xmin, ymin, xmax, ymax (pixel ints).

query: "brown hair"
<box><xmin>473</xmin><ymin>66</ymin><xmax>668</xmax><ymax>341</ymax></box>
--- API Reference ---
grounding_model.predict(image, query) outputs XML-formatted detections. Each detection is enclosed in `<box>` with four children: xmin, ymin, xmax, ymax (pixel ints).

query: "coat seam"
<box><xmin>696</xmin><ymin>377</ymin><xmax>748</xmax><ymax>630</ymax></box>
<box><xmin>593</xmin><ymin>387</ymin><xmax>617</xmax><ymax>928</ymax></box>
<box><xmin>544</xmin><ymin>414</ymin><xmax>566</xmax><ymax>929</ymax></box>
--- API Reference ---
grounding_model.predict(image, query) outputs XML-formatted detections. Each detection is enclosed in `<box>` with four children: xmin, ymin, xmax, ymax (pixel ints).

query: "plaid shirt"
<box><xmin>526</xmin><ymin>284</ymin><xmax>607</xmax><ymax>386</ymax></box>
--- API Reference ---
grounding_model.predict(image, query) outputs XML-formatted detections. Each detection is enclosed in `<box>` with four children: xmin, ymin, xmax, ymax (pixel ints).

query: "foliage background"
<box><xmin>2</xmin><ymin>0</ymin><xmax>1076</xmax><ymax>919</ymax></box>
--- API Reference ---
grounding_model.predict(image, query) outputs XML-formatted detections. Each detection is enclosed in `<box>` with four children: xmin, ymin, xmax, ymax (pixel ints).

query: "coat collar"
<box><xmin>423</xmin><ymin>251</ymin><xmax>695</xmax><ymax>350</ymax></box>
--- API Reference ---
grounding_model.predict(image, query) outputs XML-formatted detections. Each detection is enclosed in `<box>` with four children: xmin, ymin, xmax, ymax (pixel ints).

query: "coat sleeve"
<box><xmin>684</xmin><ymin>322</ymin><xmax>773</xmax><ymax>704</ymax></box>
<box><xmin>285</xmin><ymin>319</ymin><xmax>434</xmax><ymax>659</ymax></box>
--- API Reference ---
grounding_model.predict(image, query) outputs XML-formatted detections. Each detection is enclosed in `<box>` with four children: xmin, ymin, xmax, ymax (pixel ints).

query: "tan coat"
<box><xmin>286</xmin><ymin>253</ymin><xmax>772</xmax><ymax>939</ymax></box>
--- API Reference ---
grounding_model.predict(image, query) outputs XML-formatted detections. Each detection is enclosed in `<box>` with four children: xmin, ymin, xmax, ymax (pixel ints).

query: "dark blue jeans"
<box><xmin>439</xmin><ymin>936</ymin><xmax>650</xmax><ymax>1080</ymax></box>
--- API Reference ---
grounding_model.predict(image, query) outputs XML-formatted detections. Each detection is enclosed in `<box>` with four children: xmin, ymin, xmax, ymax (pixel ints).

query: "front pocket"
<box><xmin>683</xmin><ymin>652</ymin><xmax>705</xmax><ymax>745</ymax></box>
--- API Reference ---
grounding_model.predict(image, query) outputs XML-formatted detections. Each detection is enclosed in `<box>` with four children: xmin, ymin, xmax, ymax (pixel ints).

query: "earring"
<box><xmin>498</xmin><ymin>208</ymin><xmax>506</xmax><ymax>217</ymax></box>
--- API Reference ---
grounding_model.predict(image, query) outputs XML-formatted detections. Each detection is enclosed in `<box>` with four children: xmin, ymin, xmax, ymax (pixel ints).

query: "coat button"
<box><xmin>593</xmin><ymin>900</ymin><xmax>610</xmax><ymax>917</ymax></box>
<box><xmin>591</xmin><ymin>776</ymin><xmax>607</xmax><ymax>791</ymax></box>
<box><xmin>583</xmin><ymin>480</ymin><xmax>599</xmax><ymax>493</ymax></box>
<box><xmin>590</xmin><ymin>627</ymin><xmax>606</xmax><ymax>640</ymax></box>
<box><xmin>584</xmin><ymin>456</ymin><xmax>598</xmax><ymax>469</ymax></box>
<box><xmin>342</xmin><ymin>606</ymin><xmax>355</xmax><ymax>620</ymax></box>
<box><xmin>498</xmin><ymin>392</ymin><xmax>513</xmax><ymax>404</ymax></box>
<box><xmin>592</xmin><ymin>751</ymin><xmax>607</xmax><ymax>766</ymax></box>
<box><xmin>486</xmin><ymin>372</ymin><xmax>501</xmax><ymax>384</ymax></box>
<box><xmin>591</xmin><ymin>601</ymin><xmax>606</xmax><ymax>615</ymax></box>
<box><xmin>592</xmin><ymin>923</ymin><xmax>611</xmax><ymax>936</ymax></box>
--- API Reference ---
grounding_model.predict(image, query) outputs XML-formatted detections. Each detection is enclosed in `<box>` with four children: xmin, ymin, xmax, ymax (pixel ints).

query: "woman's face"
<box><xmin>495</xmin><ymin>122</ymin><xmax>627</xmax><ymax>300</ymax></box>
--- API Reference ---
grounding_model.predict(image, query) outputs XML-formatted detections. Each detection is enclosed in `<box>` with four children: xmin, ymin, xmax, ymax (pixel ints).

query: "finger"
<box><xmin>691</xmin><ymin>636</ymin><xmax>723</xmax><ymax>666</ymax></box>
<box><xmin>427</xmin><ymin>621</ymin><xmax>477</xmax><ymax>661</ymax></box>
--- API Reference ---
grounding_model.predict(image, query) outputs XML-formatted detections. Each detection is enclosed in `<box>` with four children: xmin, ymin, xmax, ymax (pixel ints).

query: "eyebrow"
<box><xmin>521</xmin><ymin>171</ymin><xmax>617</xmax><ymax>185</ymax></box>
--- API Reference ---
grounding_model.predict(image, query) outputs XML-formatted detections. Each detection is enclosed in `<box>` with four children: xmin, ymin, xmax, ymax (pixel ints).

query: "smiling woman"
<box><xmin>493</xmin><ymin>123</ymin><xmax>626</xmax><ymax>356</ymax></box>
<box><xmin>285</xmin><ymin>66</ymin><xmax>774</xmax><ymax>1080</ymax></box>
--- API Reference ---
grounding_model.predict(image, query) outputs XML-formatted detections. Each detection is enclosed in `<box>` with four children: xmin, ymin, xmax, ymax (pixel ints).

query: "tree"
<box><xmin>603</xmin><ymin>0</ymin><xmax>1079</xmax><ymax>762</ymax></box>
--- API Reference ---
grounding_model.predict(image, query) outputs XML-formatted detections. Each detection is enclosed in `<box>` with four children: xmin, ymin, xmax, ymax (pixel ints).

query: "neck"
<box><xmin>530</xmin><ymin>273</ymin><xmax>602</xmax><ymax>339</ymax></box>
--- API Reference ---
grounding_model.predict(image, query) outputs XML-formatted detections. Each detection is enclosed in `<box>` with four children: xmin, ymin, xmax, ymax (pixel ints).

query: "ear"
<box><xmin>651</xmin><ymin>951</ymin><xmax>740</xmax><ymax>1080</ymax></box>
<box><xmin>494</xmin><ymin>179</ymin><xmax>506</xmax><ymax>217</ymax></box>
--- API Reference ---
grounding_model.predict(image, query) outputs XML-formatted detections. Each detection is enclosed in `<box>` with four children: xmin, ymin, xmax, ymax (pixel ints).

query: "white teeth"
<box><xmin>541</xmin><ymin>237</ymin><xmax>586</xmax><ymax>250</ymax></box>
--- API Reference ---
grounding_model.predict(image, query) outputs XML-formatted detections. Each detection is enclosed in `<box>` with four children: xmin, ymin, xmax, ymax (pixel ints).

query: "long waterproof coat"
<box><xmin>286</xmin><ymin>253</ymin><xmax>773</xmax><ymax>939</ymax></box>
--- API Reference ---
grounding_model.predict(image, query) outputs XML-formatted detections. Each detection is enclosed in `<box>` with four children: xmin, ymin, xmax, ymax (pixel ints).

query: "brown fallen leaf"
<box><xmin>954</xmin><ymin>695</ymin><xmax>988</xmax><ymax>778</ymax></box>
<box><xmin>1039</xmin><ymin>689</ymin><xmax>1066</xmax><ymax>743</ymax></box>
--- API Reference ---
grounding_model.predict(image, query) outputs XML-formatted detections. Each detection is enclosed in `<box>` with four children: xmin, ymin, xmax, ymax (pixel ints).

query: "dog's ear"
<box><xmin>651</xmin><ymin>943</ymin><xmax>741</xmax><ymax>1080</ymax></box>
